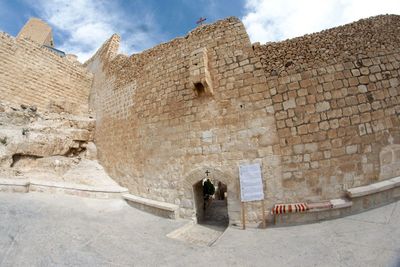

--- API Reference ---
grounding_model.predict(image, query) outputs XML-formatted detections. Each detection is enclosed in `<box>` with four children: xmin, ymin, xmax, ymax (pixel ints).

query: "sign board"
<box><xmin>239</xmin><ymin>163</ymin><xmax>264</xmax><ymax>202</ymax></box>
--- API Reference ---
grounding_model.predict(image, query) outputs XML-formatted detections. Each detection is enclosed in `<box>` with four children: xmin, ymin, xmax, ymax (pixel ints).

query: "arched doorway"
<box><xmin>183</xmin><ymin>167</ymin><xmax>240</xmax><ymax>227</ymax></box>
<box><xmin>192</xmin><ymin>178</ymin><xmax>228</xmax><ymax>227</ymax></box>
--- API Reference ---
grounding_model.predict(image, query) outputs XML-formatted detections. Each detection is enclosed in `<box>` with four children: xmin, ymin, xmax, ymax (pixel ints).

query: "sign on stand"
<box><xmin>239</xmin><ymin>163</ymin><xmax>264</xmax><ymax>201</ymax></box>
<box><xmin>239</xmin><ymin>163</ymin><xmax>266</xmax><ymax>229</ymax></box>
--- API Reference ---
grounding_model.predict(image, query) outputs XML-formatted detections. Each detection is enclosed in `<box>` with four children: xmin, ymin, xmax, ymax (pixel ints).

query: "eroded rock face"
<box><xmin>0</xmin><ymin>101</ymin><xmax>94</xmax><ymax>178</ymax></box>
<box><xmin>0</xmin><ymin>101</ymin><xmax>123</xmax><ymax>191</ymax></box>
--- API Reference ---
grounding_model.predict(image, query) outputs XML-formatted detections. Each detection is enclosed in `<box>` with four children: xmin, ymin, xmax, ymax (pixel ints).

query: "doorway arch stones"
<box><xmin>182</xmin><ymin>166</ymin><xmax>241</xmax><ymax>224</ymax></box>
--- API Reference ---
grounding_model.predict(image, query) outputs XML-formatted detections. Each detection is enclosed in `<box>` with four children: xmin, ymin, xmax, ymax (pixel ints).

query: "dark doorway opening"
<box><xmin>193</xmin><ymin>179</ymin><xmax>229</xmax><ymax>228</ymax></box>
<box><xmin>194</xmin><ymin>82</ymin><xmax>205</xmax><ymax>96</ymax></box>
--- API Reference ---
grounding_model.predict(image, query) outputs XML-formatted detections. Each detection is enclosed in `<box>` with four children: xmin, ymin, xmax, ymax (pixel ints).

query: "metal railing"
<box><xmin>42</xmin><ymin>45</ymin><xmax>66</xmax><ymax>57</ymax></box>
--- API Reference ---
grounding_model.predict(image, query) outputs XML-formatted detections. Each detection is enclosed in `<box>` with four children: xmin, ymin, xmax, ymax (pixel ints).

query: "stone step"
<box><xmin>166</xmin><ymin>222</ymin><xmax>226</xmax><ymax>246</ymax></box>
<box><xmin>346</xmin><ymin>176</ymin><xmax>400</xmax><ymax>198</ymax></box>
<box><xmin>123</xmin><ymin>193</ymin><xmax>179</xmax><ymax>219</ymax></box>
<box><xmin>0</xmin><ymin>177</ymin><xmax>128</xmax><ymax>198</ymax></box>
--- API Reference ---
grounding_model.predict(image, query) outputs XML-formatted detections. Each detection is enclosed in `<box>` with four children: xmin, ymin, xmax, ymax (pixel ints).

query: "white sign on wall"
<box><xmin>239</xmin><ymin>163</ymin><xmax>264</xmax><ymax>202</ymax></box>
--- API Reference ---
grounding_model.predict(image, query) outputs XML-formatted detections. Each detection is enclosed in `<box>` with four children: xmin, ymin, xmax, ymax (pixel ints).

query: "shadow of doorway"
<box><xmin>193</xmin><ymin>179</ymin><xmax>229</xmax><ymax>228</ymax></box>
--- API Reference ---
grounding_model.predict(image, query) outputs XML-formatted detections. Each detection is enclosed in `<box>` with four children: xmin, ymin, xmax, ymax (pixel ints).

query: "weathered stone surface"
<box><xmin>81</xmin><ymin>14</ymin><xmax>400</xmax><ymax>223</ymax></box>
<box><xmin>1</xmin><ymin>14</ymin><xmax>400</xmax><ymax>225</ymax></box>
<box><xmin>0</xmin><ymin>102</ymin><xmax>97</xmax><ymax>184</ymax></box>
<box><xmin>0</xmin><ymin>32</ymin><xmax>92</xmax><ymax>114</ymax></box>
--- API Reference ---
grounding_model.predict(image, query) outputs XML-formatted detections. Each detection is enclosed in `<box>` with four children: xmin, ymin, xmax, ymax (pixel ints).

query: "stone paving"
<box><xmin>167</xmin><ymin>199</ymin><xmax>229</xmax><ymax>246</ymax></box>
<box><xmin>0</xmin><ymin>192</ymin><xmax>399</xmax><ymax>267</ymax></box>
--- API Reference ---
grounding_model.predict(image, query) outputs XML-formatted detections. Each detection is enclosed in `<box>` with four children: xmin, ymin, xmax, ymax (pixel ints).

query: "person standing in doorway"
<box><xmin>203</xmin><ymin>178</ymin><xmax>215</xmax><ymax>210</ymax></box>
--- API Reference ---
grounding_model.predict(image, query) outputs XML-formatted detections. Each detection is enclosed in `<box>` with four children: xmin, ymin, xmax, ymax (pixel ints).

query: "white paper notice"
<box><xmin>239</xmin><ymin>163</ymin><xmax>264</xmax><ymax>202</ymax></box>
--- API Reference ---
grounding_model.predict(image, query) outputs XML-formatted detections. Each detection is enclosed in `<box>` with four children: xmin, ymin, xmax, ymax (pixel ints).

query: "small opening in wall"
<box><xmin>194</xmin><ymin>82</ymin><xmax>205</xmax><ymax>96</ymax></box>
<box><xmin>356</xmin><ymin>59</ymin><xmax>363</xmax><ymax>68</ymax></box>
<box><xmin>285</xmin><ymin>61</ymin><xmax>293</xmax><ymax>68</ymax></box>
<box><xmin>366</xmin><ymin>92</ymin><xmax>374</xmax><ymax>103</ymax></box>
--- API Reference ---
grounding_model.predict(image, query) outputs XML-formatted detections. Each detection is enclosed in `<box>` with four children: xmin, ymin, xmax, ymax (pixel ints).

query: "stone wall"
<box><xmin>254</xmin><ymin>15</ymin><xmax>400</xmax><ymax>202</ymax></box>
<box><xmin>255</xmin><ymin>15</ymin><xmax>400</xmax><ymax>78</ymax></box>
<box><xmin>17</xmin><ymin>18</ymin><xmax>54</xmax><ymax>47</ymax></box>
<box><xmin>0</xmin><ymin>32</ymin><xmax>92</xmax><ymax>114</ymax></box>
<box><xmin>86</xmin><ymin>17</ymin><xmax>280</xmax><ymax>223</ymax></box>
<box><xmin>87</xmin><ymin>15</ymin><xmax>400</xmax><ymax>223</ymax></box>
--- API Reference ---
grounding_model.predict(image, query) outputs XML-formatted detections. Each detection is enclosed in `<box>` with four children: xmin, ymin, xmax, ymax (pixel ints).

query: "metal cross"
<box><xmin>205</xmin><ymin>170</ymin><xmax>210</xmax><ymax>176</ymax></box>
<box><xmin>196</xmin><ymin>17</ymin><xmax>206</xmax><ymax>25</ymax></box>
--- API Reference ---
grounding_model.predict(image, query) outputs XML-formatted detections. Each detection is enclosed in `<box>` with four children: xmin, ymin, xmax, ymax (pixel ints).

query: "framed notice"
<box><xmin>239</xmin><ymin>163</ymin><xmax>264</xmax><ymax>202</ymax></box>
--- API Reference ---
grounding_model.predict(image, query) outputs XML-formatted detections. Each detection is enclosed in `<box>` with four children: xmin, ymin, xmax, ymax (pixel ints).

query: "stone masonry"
<box><xmin>17</xmin><ymin>18</ymin><xmax>54</xmax><ymax>47</ymax></box>
<box><xmin>86</xmin><ymin>15</ymin><xmax>400</xmax><ymax>224</ymax></box>
<box><xmin>254</xmin><ymin>15</ymin><xmax>400</xmax><ymax>202</ymax></box>
<box><xmin>0</xmin><ymin>32</ymin><xmax>92</xmax><ymax>115</ymax></box>
<box><xmin>1</xmin><ymin>15</ymin><xmax>399</xmax><ymax>225</ymax></box>
<box><xmin>86</xmin><ymin>17</ymin><xmax>278</xmax><ymax>222</ymax></box>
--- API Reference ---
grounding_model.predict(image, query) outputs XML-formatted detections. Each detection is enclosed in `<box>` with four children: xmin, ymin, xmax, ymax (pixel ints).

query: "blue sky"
<box><xmin>0</xmin><ymin>0</ymin><xmax>399</xmax><ymax>62</ymax></box>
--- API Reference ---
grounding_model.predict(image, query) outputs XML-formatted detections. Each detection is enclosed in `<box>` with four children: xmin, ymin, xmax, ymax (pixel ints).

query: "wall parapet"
<box><xmin>254</xmin><ymin>15</ymin><xmax>400</xmax><ymax>78</ymax></box>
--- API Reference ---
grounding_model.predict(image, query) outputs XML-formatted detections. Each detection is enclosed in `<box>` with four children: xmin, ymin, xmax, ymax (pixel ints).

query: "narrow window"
<box><xmin>194</xmin><ymin>82</ymin><xmax>205</xmax><ymax>96</ymax></box>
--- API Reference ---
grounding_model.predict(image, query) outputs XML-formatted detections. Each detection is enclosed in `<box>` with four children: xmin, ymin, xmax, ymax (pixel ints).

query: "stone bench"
<box><xmin>346</xmin><ymin>176</ymin><xmax>400</xmax><ymax>198</ymax></box>
<box><xmin>308</xmin><ymin>198</ymin><xmax>353</xmax><ymax>211</ymax></box>
<box><xmin>0</xmin><ymin>178</ymin><xmax>128</xmax><ymax>198</ymax></box>
<box><xmin>0</xmin><ymin>178</ymin><xmax>29</xmax><ymax>193</ymax></box>
<box><xmin>272</xmin><ymin>198</ymin><xmax>352</xmax><ymax>224</ymax></box>
<box><xmin>123</xmin><ymin>193</ymin><xmax>179</xmax><ymax>219</ymax></box>
<box><xmin>29</xmin><ymin>180</ymin><xmax>128</xmax><ymax>199</ymax></box>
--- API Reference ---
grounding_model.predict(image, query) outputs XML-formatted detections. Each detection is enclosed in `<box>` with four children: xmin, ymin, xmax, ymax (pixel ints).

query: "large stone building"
<box><xmin>1</xmin><ymin>15</ymin><xmax>399</xmax><ymax>226</ymax></box>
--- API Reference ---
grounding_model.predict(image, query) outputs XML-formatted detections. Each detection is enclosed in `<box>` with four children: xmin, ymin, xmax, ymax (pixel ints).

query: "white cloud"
<box><xmin>29</xmin><ymin>0</ymin><xmax>163</xmax><ymax>62</ymax></box>
<box><xmin>242</xmin><ymin>0</ymin><xmax>400</xmax><ymax>44</ymax></box>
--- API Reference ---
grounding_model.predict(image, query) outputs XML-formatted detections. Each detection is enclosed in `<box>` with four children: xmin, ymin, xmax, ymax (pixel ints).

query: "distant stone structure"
<box><xmin>0</xmin><ymin>18</ymin><xmax>92</xmax><ymax>115</ymax></box>
<box><xmin>0</xmin><ymin>15</ymin><xmax>399</xmax><ymax>225</ymax></box>
<box><xmin>17</xmin><ymin>18</ymin><xmax>54</xmax><ymax>47</ymax></box>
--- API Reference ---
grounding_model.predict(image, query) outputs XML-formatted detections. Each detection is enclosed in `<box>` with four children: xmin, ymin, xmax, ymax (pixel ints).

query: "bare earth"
<box><xmin>0</xmin><ymin>192</ymin><xmax>399</xmax><ymax>267</ymax></box>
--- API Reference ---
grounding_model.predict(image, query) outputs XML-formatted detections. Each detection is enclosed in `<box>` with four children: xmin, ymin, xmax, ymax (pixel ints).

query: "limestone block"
<box><xmin>258</xmin><ymin>133</ymin><xmax>278</xmax><ymax>146</ymax></box>
<box><xmin>201</xmin><ymin>131</ymin><xmax>213</xmax><ymax>143</ymax></box>
<box><xmin>379</xmin><ymin>144</ymin><xmax>400</xmax><ymax>179</ymax></box>
<box><xmin>181</xmin><ymin>199</ymin><xmax>193</xmax><ymax>209</ymax></box>
<box><xmin>85</xmin><ymin>142</ymin><xmax>98</xmax><ymax>160</ymax></box>
<box><xmin>346</xmin><ymin>176</ymin><xmax>400</xmax><ymax>198</ymax></box>
<box><xmin>316</xmin><ymin>101</ymin><xmax>330</xmax><ymax>112</ymax></box>
<box><xmin>283</xmin><ymin>99</ymin><xmax>296</xmax><ymax>110</ymax></box>
<box><xmin>346</xmin><ymin>145</ymin><xmax>358</xmax><ymax>155</ymax></box>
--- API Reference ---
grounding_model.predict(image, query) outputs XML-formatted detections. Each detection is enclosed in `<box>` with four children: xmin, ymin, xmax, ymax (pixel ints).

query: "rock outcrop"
<box><xmin>0</xmin><ymin>101</ymin><xmax>121</xmax><ymax>189</ymax></box>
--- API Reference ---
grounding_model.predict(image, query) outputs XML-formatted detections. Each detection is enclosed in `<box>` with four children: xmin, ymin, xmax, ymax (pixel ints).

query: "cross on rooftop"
<box><xmin>205</xmin><ymin>170</ymin><xmax>210</xmax><ymax>176</ymax></box>
<box><xmin>196</xmin><ymin>17</ymin><xmax>206</xmax><ymax>25</ymax></box>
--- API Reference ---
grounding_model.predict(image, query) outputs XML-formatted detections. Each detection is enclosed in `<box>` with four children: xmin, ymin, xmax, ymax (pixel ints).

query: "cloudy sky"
<box><xmin>0</xmin><ymin>0</ymin><xmax>399</xmax><ymax>62</ymax></box>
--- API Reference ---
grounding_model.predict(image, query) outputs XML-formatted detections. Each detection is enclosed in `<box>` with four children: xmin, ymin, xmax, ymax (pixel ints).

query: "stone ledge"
<box><xmin>346</xmin><ymin>176</ymin><xmax>400</xmax><ymax>198</ymax></box>
<box><xmin>0</xmin><ymin>178</ymin><xmax>128</xmax><ymax>198</ymax></box>
<box><xmin>330</xmin><ymin>198</ymin><xmax>353</xmax><ymax>209</ymax></box>
<box><xmin>30</xmin><ymin>179</ymin><xmax>128</xmax><ymax>193</ymax></box>
<box><xmin>0</xmin><ymin>178</ymin><xmax>30</xmax><ymax>186</ymax></box>
<box><xmin>123</xmin><ymin>193</ymin><xmax>179</xmax><ymax>219</ymax></box>
<box><xmin>0</xmin><ymin>178</ymin><xmax>30</xmax><ymax>193</ymax></box>
<box><xmin>308</xmin><ymin>198</ymin><xmax>352</xmax><ymax>212</ymax></box>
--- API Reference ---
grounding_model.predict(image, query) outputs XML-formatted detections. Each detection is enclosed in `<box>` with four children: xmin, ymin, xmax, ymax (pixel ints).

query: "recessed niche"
<box><xmin>194</xmin><ymin>82</ymin><xmax>205</xmax><ymax>96</ymax></box>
